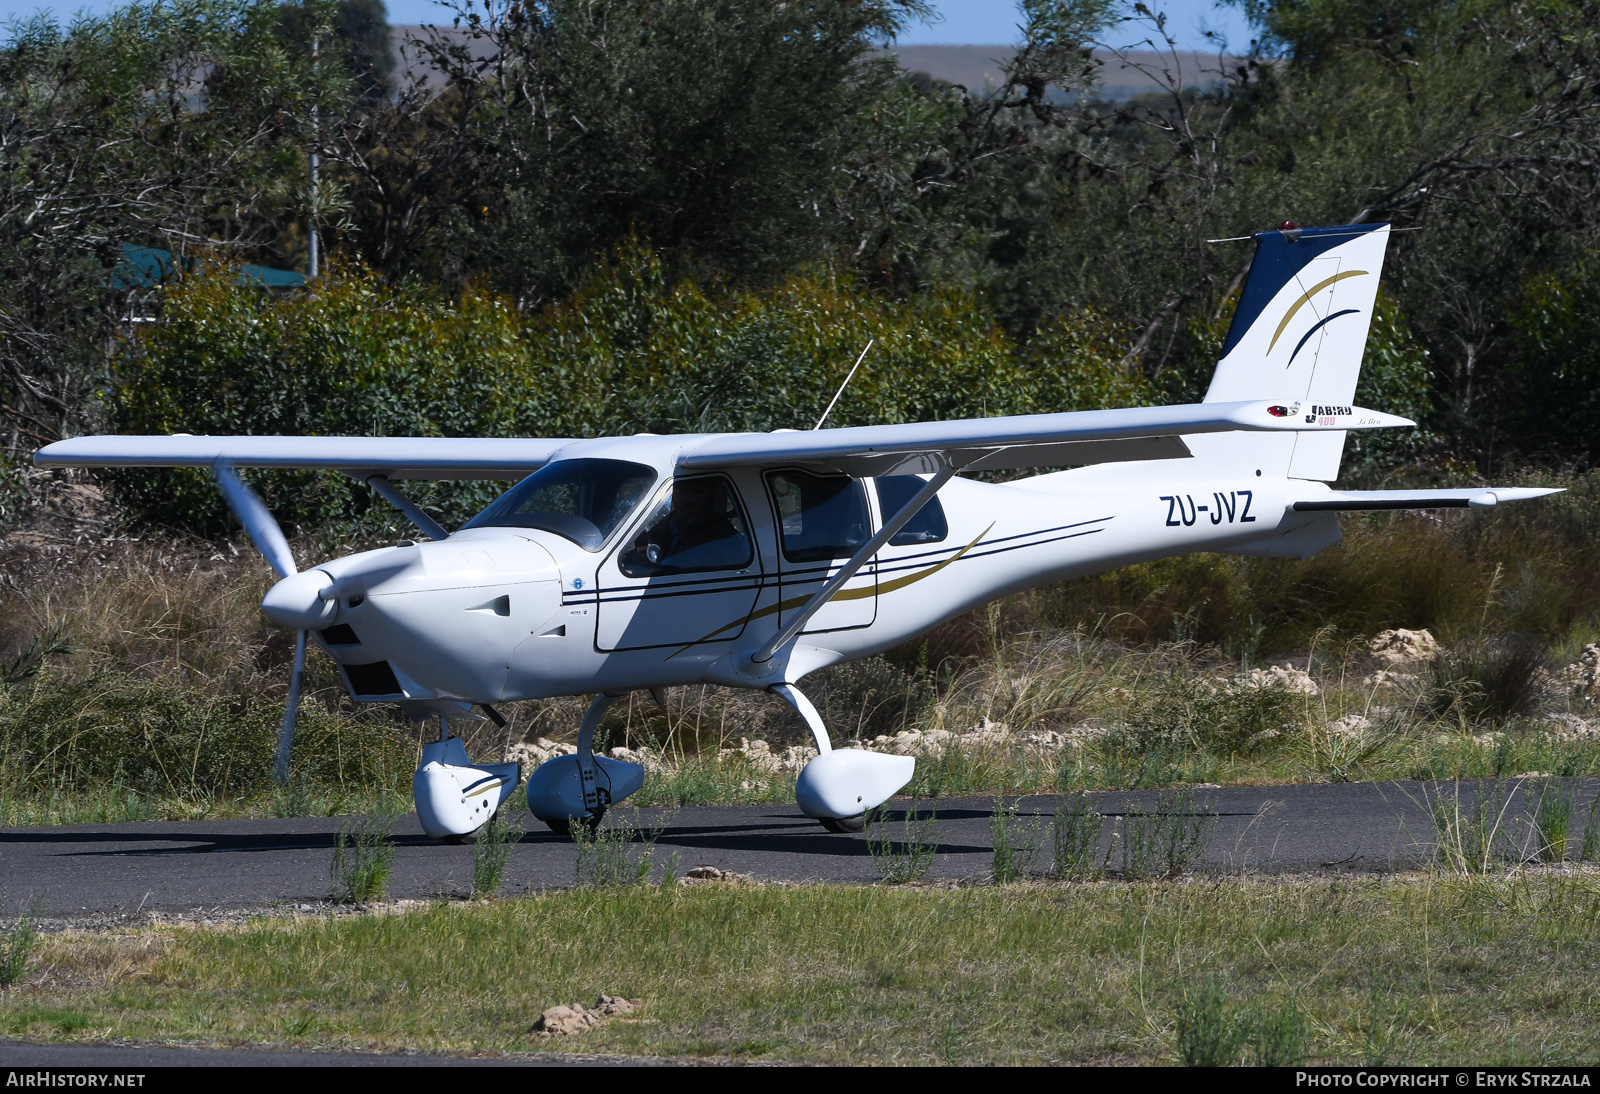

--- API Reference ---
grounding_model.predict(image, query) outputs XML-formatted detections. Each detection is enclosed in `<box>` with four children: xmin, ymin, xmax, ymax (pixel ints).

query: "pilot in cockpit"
<box><xmin>622</xmin><ymin>477</ymin><xmax>748</xmax><ymax>574</ymax></box>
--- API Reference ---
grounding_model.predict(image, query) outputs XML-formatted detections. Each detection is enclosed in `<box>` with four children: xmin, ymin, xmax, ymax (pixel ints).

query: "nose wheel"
<box><xmin>412</xmin><ymin>717</ymin><xmax>523</xmax><ymax>842</ymax></box>
<box><xmin>543</xmin><ymin>806</ymin><xmax>606</xmax><ymax>836</ymax></box>
<box><xmin>525</xmin><ymin>693</ymin><xmax>645</xmax><ymax>833</ymax></box>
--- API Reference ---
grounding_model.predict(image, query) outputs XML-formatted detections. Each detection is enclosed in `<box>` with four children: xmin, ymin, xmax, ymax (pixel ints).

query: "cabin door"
<box><xmin>765</xmin><ymin>469</ymin><xmax>877</xmax><ymax>635</ymax></box>
<box><xmin>595</xmin><ymin>475</ymin><xmax>761</xmax><ymax>652</ymax></box>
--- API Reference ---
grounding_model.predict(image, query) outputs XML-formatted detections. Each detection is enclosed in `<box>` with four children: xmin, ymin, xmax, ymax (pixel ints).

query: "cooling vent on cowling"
<box><xmin>319</xmin><ymin>624</ymin><xmax>360</xmax><ymax>646</ymax></box>
<box><xmin>344</xmin><ymin>660</ymin><xmax>402</xmax><ymax>697</ymax></box>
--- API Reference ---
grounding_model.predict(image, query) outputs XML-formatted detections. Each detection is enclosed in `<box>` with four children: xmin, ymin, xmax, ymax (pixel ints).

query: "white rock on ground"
<box><xmin>1559</xmin><ymin>644</ymin><xmax>1600</xmax><ymax>700</ymax></box>
<box><xmin>532</xmin><ymin>996</ymin><xmax>639</xmax><ymax>1035</ymax></box>
<box><xmin>715</xmin><ymin>739</ymin><xmax>817</xmax><ymax>775</ymax></box>
<box><xmin>1370</xmin><ymin>628</ymin><xmax>1440</xmax><ymax>665</ymax></box>
<box><xmin>1234</xmin><ymin>664</ymin><xmax>1321</xmax><ymax>695</ymax></box>
<box><xmin>1328</xmin><ymin>714</ymin><xmax>1372</xmax><ymax>734</ymax></box>
<box><xmin>1545</xmin><ymin>712</ymin><xmax>1597</xmax><ymax>740</ymax></box>
<box><xmin>866</xmin><ymin>717</ymin><xmax>1022</xmax><ymax>756</ymax></box>
<box><xmin>865</xmin><ymin>716</ymin><xmax>1102</xmax><ymax>757</ymax></box>
<box><xmin>1362</xmin><ymin>669</ymin><xmax>1417</xmax><ymax>689</ymax></box>
<box><xmin>506</xmin><ymin>737</ymin><xmax>576</xmax><ymax>767</ymax></box>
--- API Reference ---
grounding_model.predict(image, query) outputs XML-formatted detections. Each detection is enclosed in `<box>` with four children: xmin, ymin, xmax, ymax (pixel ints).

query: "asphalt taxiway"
<box><xmin>4</xmin><ymin>779</ymin><xmax>1579</xmax><ymax>918</ymax></box>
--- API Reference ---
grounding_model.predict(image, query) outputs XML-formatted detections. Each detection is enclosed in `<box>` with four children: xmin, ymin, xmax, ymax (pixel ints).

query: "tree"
<box><xmin>400</xmin><ymin>0</ymin><xmax>926</xmax><ymax>304</ymax></box>
<box><xmin>0</xmin><ymin>0</ymin><xmax>349</xmax><ymax>454</ymax></box>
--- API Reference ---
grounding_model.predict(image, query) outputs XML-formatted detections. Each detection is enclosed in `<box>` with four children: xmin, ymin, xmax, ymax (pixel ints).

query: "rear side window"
<box><xmin>766</xmin><ymin>470</ymin><xmax>870</xmax><ymax>563</ymax></box>
<box><xmin>874</xmin><ymin>476</ymin><xmax>949</xmax><ymax>546</ymax></box>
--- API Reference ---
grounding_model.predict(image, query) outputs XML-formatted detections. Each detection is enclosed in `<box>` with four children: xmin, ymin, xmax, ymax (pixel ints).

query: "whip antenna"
<box><xmin>813</xmin><ymin>338</ymin><xmax>874</xmax><ymax>430</ymax></box>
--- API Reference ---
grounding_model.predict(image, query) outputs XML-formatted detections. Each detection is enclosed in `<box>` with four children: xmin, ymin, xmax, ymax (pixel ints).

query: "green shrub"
<box><xmin>572</xmin><ymin>810</ymin><xmax>670</xmax><ymax>887</ymax></box>
<box><xmin>1530</xmin><ymin>778</ymin><xmax>1573</xmax><ymax>863</ymax></box>
<box><xmin>331</xmin><ymin>811</ymin><xmax>396</xmax><ymax>902</ymax></box>
<box><xmin>108</xmin><ymin>246</ymin><xmax>1147</xmax><ymax>535</ymax></box>
<box><xmin>990</xmin><ymin>798</ymin><xmax>1039</xmax><ymax>883</ymax></box>
<box><xmin>0</xmin><ymin>896</ymin><xmax>42</xmax><ymax>987</ymax></box>
<box><xmin>1249</xmin><ymin>1000</ymin><xmax>1311</xmax><ymax>1066</ymax></box>
<box><xmin>868</xmin><ymin>802</ymin><xmax>939</xmax><ymax>884</ymax></box>
<box><xmin>472</xmin><ymin>810</ymin><xmax>524</xmax><ymax>899</ymax></box>
<box><xmin>1424</xmin><ymin>640</ymin><xmax>1549</xmax><ymax>725</ymax></box>
<box><xmin>1121</xmin><ymin>789</ymin><xmax>1217</xmax><ymax>880</ymax></box>
<box><xmin>1508</xmin><ymin>265</ymin><xmax>1600</xmax><ymax>465</ymax></box>
<box><xmin>1116</xmin><ymin>677</ymin><xmax>1303</xmax><ymax>759</ymax></box>
<box><xmin>1049</xmin><ymin>794</ymin><xmax>1105</xmax><ymax>879</ymax></box>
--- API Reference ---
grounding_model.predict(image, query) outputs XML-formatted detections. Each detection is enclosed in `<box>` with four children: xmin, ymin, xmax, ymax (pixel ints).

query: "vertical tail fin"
<box><xmin>1198</xmin><ymin>223</ymin><xmax>1392</xmax><ymax>480</ymax></box>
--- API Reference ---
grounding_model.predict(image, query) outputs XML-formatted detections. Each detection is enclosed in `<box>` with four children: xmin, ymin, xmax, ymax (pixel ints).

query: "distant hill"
<box><xmin>389</xmin><ymin>29</ymin><xmax>1242</xmax><ymax>102</ymax></box>
<box><xmin>888</xmin><ymin>44</ymin><xmax>1242</xmax><ymax>101</ymax></box>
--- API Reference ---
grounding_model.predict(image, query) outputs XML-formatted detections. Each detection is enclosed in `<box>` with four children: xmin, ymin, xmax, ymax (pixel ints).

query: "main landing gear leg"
<box><xmin>412</xmin><ymin>715</ymin><xmax>523</xmax><ymax>842</ymax></box>
<box><xmin>772</xmin><ymin>682</ymin><xmax>915</xmax><ymax>834</ymax></box>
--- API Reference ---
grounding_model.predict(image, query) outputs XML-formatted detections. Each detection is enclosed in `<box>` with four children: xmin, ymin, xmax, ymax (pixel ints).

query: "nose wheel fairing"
<box><xmin>525</xmin><ymin>753</ymin><xmax>646</xmax><ymax>828</ymax></box>
<box><xmin>525</xmin><ymin>691</ymin><xmax>646</xmax><ymax>831</ymax></box>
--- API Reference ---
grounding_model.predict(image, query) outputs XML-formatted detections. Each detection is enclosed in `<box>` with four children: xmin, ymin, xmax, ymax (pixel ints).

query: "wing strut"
<box><xmin>753</xmin><ymin>460</ymin><xmax>960</xmax><ymax>664</ymax></box>
<box><xmin>364</xmin><ymin>474</ymin><xmax>449</xmax><ymax>541</ymax></box>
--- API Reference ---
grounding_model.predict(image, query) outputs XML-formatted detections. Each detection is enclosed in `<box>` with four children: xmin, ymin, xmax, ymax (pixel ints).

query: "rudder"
<box><xmin>1199</xmin><ymin>222</ymin><xmax>1392</xmax><ymax>480</ymax></box>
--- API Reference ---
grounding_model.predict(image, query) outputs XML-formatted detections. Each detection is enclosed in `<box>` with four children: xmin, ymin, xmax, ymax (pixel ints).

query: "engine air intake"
<box><xmin>345</xmin><ymin>660</ymin><xmax>402</xmax><ymax>697</ymax></box>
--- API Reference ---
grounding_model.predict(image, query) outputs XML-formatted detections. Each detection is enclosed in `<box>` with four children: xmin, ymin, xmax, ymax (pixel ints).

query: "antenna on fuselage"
<box><xmin>813</xmin><ymin>338</ymin><xmax>874</xmax><ymax>430</ymax></box>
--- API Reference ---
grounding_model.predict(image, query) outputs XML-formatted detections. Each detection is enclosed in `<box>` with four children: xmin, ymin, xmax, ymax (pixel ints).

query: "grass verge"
<box><xmin>6</xmin><ymin>875</ymin><xmax>1600</xmax><ymax>1064</ymax></box>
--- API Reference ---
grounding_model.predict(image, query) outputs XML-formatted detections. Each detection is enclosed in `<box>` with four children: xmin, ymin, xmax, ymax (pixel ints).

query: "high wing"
<box><xmin>32</xmin><ymin>435</ymin><xmax>578</xmax><ymax>480</ymax></box>
<box><xmin>33</xmin><ymin>400</ymin><xmax>1411</xmax><ymax>480</ymax></box>
<box><xmin>677</xmin><ymin>400</ymin><xmax>1413</xmax><ymax>476</ymax></box>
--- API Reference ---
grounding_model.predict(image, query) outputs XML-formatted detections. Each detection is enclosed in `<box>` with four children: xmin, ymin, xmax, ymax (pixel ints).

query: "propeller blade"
<box><xmin>213</xmin><ymin>463</ymin><xmax>297</xmax><ymax>578</ymax></box>
<box><xmin>273</xmin><ymin>629</ymin><xmax>307</xmax><ymax>786</ymax></box>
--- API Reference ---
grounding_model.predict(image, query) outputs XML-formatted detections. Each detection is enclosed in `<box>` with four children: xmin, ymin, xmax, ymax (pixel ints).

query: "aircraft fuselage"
<box><xmin>288</xmin><ymin>436</ymin><xmax>1334</xmax><ymax>706</ymax></box>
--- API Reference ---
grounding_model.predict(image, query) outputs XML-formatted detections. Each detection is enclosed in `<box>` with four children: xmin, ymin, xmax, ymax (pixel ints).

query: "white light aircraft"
<box><xmin>37</xmin><ymin>222</ymin><xmax>1558</xmax><ymax>839</ymax></box>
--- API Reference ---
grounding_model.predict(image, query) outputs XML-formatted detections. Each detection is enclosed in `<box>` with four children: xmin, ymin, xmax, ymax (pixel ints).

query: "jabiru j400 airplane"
<box><xmin>36</xmin><ymin>222</ymin><xmax>1558</xmax><ymax>839</ymax></box>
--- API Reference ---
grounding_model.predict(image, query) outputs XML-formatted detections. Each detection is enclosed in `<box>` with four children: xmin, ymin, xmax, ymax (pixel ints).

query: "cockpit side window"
<box><xmin>463</xmin><ymin>458</ymin><xmax>657</xmax><ymax>551</ymax></box>
<box><xmin>766</xmin><ymin>469</ymin><xmax>870</xmax><ymax>563</ymax></box>
<box><xmin>618</xmin><ymin>476</ymin><xmax>753</xmax><ymax>577</ymax></box>
<box><xmin>873</xmin><ymin>476</ymin><xmax>949</xmax><ymax>546</ymax></box>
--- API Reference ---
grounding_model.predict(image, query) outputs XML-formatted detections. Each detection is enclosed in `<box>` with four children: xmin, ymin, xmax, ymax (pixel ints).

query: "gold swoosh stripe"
<box><xmin>1268</xmin><ymin>270</ymin><xmax>1368</xmax><ymax>354</ymax></box>
<box><xmin>662</xmin><ymin>523</ymin><xmax>995</xmax><ymax>660</ymax></box>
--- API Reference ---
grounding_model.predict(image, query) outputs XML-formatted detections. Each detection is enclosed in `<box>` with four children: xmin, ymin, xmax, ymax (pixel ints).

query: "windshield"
<box><xmin>464</xmin><ymin>458</ymin><xmax>657</xmax><ymax>551</ymax></box>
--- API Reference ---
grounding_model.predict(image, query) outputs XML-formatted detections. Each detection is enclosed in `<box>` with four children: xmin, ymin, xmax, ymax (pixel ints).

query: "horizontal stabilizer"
<box><xmin>1293</xmin><ymin>487</ymin><xmax>1562</xmax><ymax>512</ymax></box>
